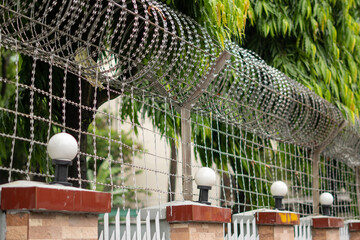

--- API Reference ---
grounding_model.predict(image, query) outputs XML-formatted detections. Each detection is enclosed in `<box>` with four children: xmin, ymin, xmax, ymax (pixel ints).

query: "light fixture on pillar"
<box><xmin>194</xmin><ymin>167</ymin><xmax>216</xmax><ymax>205</ymax></box>
<box><xmin>319</xmin><ymin>192</ymin><xmax>334</xmax><ymax>216</ymax></box>
<box><xmin>270</xmin><ymin>181</ymin><xmax>288</xmax><ymax>210</ymax></box>
<box><xmin>47</xmin><ymin>132</ymin><xmax>78</xmax><ymax>186</ymax></box>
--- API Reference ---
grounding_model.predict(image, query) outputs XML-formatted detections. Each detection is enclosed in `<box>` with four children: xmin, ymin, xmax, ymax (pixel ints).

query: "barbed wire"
<box><xmin>0</xmin><ymin>0</ymin><xmax>359</xmax><ymax>218</ymax></box>
<box><xmin>0</xmin><ymin>0</ymin><xmax>358</xmax><ymax>162</ymax></box>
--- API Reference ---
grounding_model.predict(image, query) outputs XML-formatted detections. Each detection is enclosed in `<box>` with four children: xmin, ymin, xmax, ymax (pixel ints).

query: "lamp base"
<box><xmin>197</xmin><ymin>185</ymin><xmax>211</xmax><ymax>205</ymax></box>
<box><xmin>274</xmin><ymin>196</ymin><xmax>284</xmax><ymax>210</ymax></box>
<box><xmin>322</xmin><ymin>205</ymin><xmax>331</xmax><ymax>216</ymax></box>
<box><xmin>52</xmin><ymin>159</ymin><xmax>72</xmax><ymax>186</ymax></box>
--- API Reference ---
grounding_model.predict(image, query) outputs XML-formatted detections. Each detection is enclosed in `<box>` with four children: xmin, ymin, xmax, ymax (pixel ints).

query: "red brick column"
<box><xmin>166</xmin><ymin>204</ymin><xmax>231</xmax><ymax>240</ymax></box>
<box><xmin>348</xmin><ymin>220</ymin><xmax>360</xmax><ymax>240</ymax></box>
<box><xmin>0</xmin><ymin>182</ymin><xmax>111</xmax><ymax>240</ymax></box>
<box><xmin>254</xmin><ymin>210</ymin><xmax>300</xmax><ymax>240</ymax></box>
<box><xmin>311</xmin><ymin>216</ymin><xmax>344</xmax><ymax>240</ymax></box>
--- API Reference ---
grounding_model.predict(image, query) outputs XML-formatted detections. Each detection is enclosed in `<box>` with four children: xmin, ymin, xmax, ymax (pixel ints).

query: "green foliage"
<box><xmin>0</xmin><ymin>50</ymin><xmax>17</xmax><ymax>106</ymax></box>
<box><xmin>243</xmin><ymin>0</ymin><xmax>360</xmax><ymax>122</ymax></box>
<box><xmin>163</xmin><ymin>0</ymin><xmax>253</xmax><ymax>45</ymax></box>
<box><xmin>119</xmin><ymin>95</ymin><xmax>181</xmax><ymax>147</ymax></box>
<box><xmin>163</xmin><ymin>0</ymin><xmax>360</xmax><ymax>123</ymax></box>
<box><xmin>0</xmin><ymin>54</ymin><xmax>64</xmax><ymax>182</ymax></box>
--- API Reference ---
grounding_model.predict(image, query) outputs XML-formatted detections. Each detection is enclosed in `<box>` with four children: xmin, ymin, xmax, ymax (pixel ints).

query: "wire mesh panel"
<box><xmin>190</xmin><ymin>111</ymin><xmax>314</xmax><ymax>212</ymax></box>
<box><xmin>0</xmin><ymin>0</ymin><xmax>360</xmax><ymax>219</ymax></box>
<box><xmin>319</xmin><ymin>154</ymin><xmax>359</xmax><ymax>218</ymax></box>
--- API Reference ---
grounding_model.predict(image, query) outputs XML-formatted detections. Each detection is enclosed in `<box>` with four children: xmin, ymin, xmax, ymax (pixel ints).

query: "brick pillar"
<box><xmin>250</xmin><ymin>210</ymin><xmax>300</xmax><ymax>240</ymax></box>
<box><xmin>311</xmin><ymin>216</ymin><xmax>344</xmax><ymax>240</ymax></box>
<box><xmin>166</xmin><ymin>203</ymin><xmax>231</xmax><ymax>240</ymax></box>
<box><xmin>347</xmin><ymin>220</ymin><xmax>360</xmax><ymax>240</ymax></box>
<box><xmin>0</xmin><ymin>181</ymin><xmax>111</xmax><ymax>240</ymax></box>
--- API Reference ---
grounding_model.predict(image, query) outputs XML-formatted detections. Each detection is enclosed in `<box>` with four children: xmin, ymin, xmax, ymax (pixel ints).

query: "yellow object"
<box><xmin>74</xmin><ymin>47</ymin><xmax>103</xmax><ymax>88</ymax></box>
<box><xmin>279</xmin><ymin>212</ymin><xmax>299</xmax><ymax>224</ymax></box>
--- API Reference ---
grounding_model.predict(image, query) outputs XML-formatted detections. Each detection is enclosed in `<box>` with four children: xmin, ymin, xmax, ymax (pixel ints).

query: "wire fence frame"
<box><xmin>0</xmin><ymin>0</ymin><xmax>359</xmax><ymax>219</ymax></box>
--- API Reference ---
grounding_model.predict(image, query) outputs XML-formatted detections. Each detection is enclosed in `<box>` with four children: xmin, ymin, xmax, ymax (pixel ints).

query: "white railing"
<box><xmin>99</xmin><ymin>211</ymin><xmax>353</xmax><ymax>240</ymax></box>
<box><xmin>294</xmin><ymin>218</ymin><xmax>350</xmax><ymax>240</ymax></box>
<box><xmin>99</xmin><ymin>209</ymin><xmax>165</xmax><ymax>240</ymax></box>
<box><xmin>225</xmin><ymin>217</ymin><xmax>259</xmax><ymax>240</ymax></box>
<box><xmin>294</xmin><ymin>218</ymin><xmax>312</xmax><ymax>240</ymax></box>
<box><xmin>340</xmin><ymin>222</ymin><xmax>349</xmax><ymax>240</ymax></box>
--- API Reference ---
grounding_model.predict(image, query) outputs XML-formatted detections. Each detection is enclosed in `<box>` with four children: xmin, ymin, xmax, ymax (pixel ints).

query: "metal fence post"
<box><xmin>312</xmin><ymin>149</ymin><xmax>321</xmax><ymax>215</ymax></box>
<box><xmin>179</xmin><ymin>51</ymin><xmax>231</xmax><ymax>200</ymax></box>
<box><xmin>356</xmin><ymin>167</ymin><xmax>360</xmax><ymax>215</ymax></box>
<box><xmin>181</xmin><ymin>107</ymin><xmax>192</xmax><ymax>200</ymax></box>
<box><xmin>312</xmin><ymin>120</ymin><xmax>347</xmax><ymax>214</ymax></box>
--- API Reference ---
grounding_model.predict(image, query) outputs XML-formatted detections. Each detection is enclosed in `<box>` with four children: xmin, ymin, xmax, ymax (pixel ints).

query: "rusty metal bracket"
<box><xmin>148</xmin><ymin>75</ymin><xmax>182</xmax><ymax>111</ymax></box>
<box><xmin>182</xmin><ymin>51</ymin><xmax>231</xmax><ymax>109</ymax></box>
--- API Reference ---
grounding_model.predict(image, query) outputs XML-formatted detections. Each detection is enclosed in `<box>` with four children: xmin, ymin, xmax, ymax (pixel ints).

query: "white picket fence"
<box><xmin>99</xmin><ymin>210</ymin><xmax>352</xmax><ymax>240</ymax></box>
<box><xmin>99</xmin><ymin>209</ymin><xmax>165</xmax><ymax>240</ymax></box>
<box><xmin>294</xmin><ymin>218</ymin><xmax>312</xmax><ymax>240</ymax></box>
<box><xmin>294</xmin><ymin>218</ymin><xmax>350</xmax><ymax>240</ymax></box>
<box><xmin>340</xmin><ymin>223</ymin><xmax>350</xmax><ymax>240</ymax></box>
<box><xmin>225</xmin><ymin>217</ymin><xmax>259</xmax><ymax>240</ymax></box>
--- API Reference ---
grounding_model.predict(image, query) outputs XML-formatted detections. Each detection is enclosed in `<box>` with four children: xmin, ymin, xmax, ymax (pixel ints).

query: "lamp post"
<box><xmin>47</xmin><ymin>132</ymin><xmax>78</xmax><ymax>186</ymax></box>
<box><xmin>270</xmin><ymin>181</ymin><xmax>288</xmax><ymax>210</ymax></box>
<box><xmin>319</xmin><ymin>192</ymin><xmax>334</xmax><ymax>216</ymax></box>
<box><xmin>194</xmin><ymin>167</ymin><xmax>216</xmax><ymax>205</ymax></box>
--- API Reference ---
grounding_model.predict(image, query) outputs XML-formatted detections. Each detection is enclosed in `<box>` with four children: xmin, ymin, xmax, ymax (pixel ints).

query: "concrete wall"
<box><xmin>98</xmin><ymin>97</ymin><xmax>224</xmax><ymax>208</ymax></box>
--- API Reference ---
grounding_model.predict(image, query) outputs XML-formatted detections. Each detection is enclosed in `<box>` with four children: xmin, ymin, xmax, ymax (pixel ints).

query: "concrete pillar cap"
<box><xmin>0</xmin><ymin>181</ymin><xmax>111</xmax><ymax>213</ymax></box>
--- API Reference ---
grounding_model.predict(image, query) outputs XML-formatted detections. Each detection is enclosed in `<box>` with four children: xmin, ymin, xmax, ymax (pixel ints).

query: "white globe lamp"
<box><xmin>195</xmin><ymin>167</ymin><xmax>216</xmax><ymax>205</ymax></box>
<box><xmin>319</xmin><ymin>192</ymin><xmax>334</xmax><ymax>216</ymax></box>
<box><xmin>270</xmin><ymin>181</ymin><xmax>288</xmax><ymax>210</ymax></box>
<box><xmin>47</xmin><ymin>132</ymin><xmax>78</xmax><ymax>186</ymax></box>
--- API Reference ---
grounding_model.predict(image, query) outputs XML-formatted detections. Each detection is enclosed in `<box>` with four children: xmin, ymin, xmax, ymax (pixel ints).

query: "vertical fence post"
<box><xmin>312</xmin><ymin>120</ymin><xmax>347</xmax><ymax>215</ymax></box>
<box><xmin>356</xmin><ymin>167</ymin><xmax>360</xmax><ymax>215</ymax></box>
<box><xmin>179</xmin><ymin>51</ymin><xmax>231</xmax><ymax>201</ymax></box>
<box><xmin>181</xmin><ymin>107</ymin><xmax>193</xmax><ymax>200</ymax></box>
<box><xmin>312</xmin><ymin>149</ymin><xmax>321</xmax><ymax>215</ymax></box>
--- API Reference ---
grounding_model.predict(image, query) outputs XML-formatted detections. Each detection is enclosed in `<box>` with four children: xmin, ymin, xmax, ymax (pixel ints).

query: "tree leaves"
<box><xmin>240</xmin><ymin>0</ymin><xmax>360</xmax><ymax>123</ymax></box>
<box><xmin>164</xmin><ymin>0</ymin><xmax>253</xmax><ymax>44</ymax></box>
